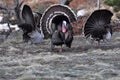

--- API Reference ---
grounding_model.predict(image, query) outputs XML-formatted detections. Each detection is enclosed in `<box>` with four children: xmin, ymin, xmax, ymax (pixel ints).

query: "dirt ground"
<box><xmin>0</xmin><ymin>31</ymin><xmax>120</xmax><ymax>80</ymax></box>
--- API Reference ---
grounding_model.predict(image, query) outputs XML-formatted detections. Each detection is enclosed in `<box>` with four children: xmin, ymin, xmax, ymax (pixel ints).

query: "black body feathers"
<box><xmin>51</xmin><ymin>22</ymin><xmax>73</xmax><ymax>51</ymax></box>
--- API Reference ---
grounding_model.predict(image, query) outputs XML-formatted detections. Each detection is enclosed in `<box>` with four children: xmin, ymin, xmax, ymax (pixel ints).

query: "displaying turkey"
<box><xmin>83</xmin><ymin>9</ymin><xmax>113</xmax><ymax>45</ymax></box>
<box><xmin>51</xmin><ymin>20</ymin><xmax>73</xmax><ymax>52</ymax></box>
<box><xmin>40</xmin><ymin>4</ymin><xmax>77</xmax><ymax>51</ymax></box>
<box><xmin>18</xmin><ymin>4</ymin><xmax>44</xmax><ymax>43</ymax></box>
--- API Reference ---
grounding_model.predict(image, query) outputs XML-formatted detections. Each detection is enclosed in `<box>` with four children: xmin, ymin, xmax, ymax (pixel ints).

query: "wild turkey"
<box><xmin>40</xmin><ymin>4</ymin><xmax>76</xmax><ymax>51</ymax></box>
<box><xmin>18</xmin><ymin>4</ymin><xmax>44</xmax><ymax>43</ymax></box>
<box><xmin>83</xmin><ymin>9</ymin><xmax>113</xmax><ymax>45</ymax></box>
<box><xmin>51</xmin><ymin>20</ymin><xmax>73</xmax><ymax>51</ymax></box>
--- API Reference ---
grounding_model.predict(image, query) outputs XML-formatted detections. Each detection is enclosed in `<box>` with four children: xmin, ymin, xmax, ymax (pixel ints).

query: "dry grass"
<box><xmin>0</xmin><ymin>31</ymin><xmax>120</xmax><ymax>80</ymax></box>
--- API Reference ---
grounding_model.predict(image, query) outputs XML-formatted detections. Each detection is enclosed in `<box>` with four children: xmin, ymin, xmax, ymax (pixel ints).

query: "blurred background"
<box><xmin>0</xmin><ymin>0</ymin><xmax>120</xmax><ymax>35</ymax></box>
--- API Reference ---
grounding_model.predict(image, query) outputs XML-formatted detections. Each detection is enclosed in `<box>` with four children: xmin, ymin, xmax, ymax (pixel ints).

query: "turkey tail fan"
<box><xmin>40</xmin><ymin>4</ymin><xmax>77</xmax><ymax>38</ymax></box>
<box><xmin>22</xmin><ymin>4</ymin><xmax>36</xmax><ymax>30</ymax></box>
<box><xmin>84</xmin><ymin>9</ymin><xmax>113</xmax><ymax>39</ymax></box>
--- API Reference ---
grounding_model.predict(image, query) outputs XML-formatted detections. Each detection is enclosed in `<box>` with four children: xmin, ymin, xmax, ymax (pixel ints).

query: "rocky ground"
<box><xmin>0</xmin><ymin>31</ymin><xmax>120</xmax><ymax>80</ymax></box>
